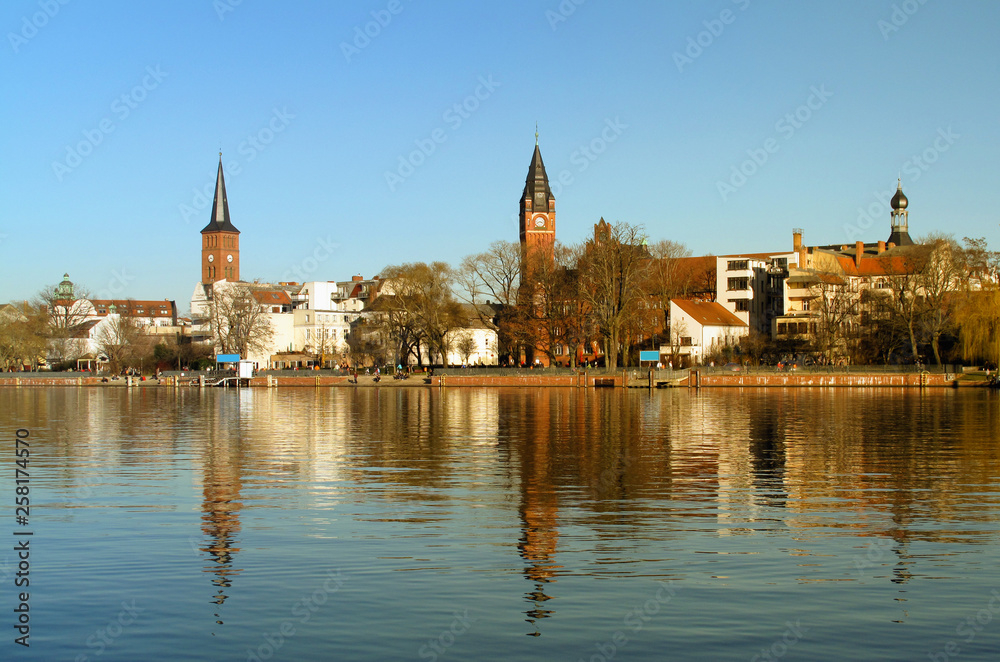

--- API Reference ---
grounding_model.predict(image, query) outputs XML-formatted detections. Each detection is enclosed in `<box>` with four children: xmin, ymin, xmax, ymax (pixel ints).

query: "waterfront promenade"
<box><xmin>0</xmin><ymin>365</ymin><xmax>982</xmax><ymax>388</ymax></box>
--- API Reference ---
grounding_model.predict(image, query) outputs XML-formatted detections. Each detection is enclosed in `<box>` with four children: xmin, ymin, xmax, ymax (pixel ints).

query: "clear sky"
<box><xmin>2</xmin><ymin>0</ymin><xmax>997</xmax><ymax>311</ymax></box>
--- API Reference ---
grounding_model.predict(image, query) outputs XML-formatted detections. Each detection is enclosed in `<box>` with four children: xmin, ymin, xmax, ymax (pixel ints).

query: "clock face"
<box><xmin>207</xmin><ymin>254</ymin><xmax>214</xmax><ymax>262</ymax></box>
<box><xmin>534</xmin><ymin>215</ymin><xmax>546</xmax><ymax>228</ymax></box>
<box><xmin>227</xmin><ymin>254</ymin><xmax>233</xmax><ymax>263</ymax></box>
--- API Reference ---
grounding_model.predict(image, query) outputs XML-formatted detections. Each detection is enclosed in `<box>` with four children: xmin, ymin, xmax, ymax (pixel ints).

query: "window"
<box><xmin>555</xmin><ymin>345</ymin><xmax>563</xmax><ymax>356</ymax></box>
<box><xmin>727</xmin><ymin>259</ymin><xmax>749</xmax><ymax>271</ymax></box>
<box><xmin>681</xmin><ymin>337</ymin><xmax>693</xmax><ymax>346</ymax></box>
<box><xmin>727</xmin><ymin>277</ymin><xmax>749</xmax><ymax>291</ymax></box>
<box><xmin>777</xmin><ymin>322</ymin><xmax>788</xmax><ymax>334</ymax></box>
<box><xmin>734</xmin><ymin>300</ymin><xmax>750</xmax><ymax>312</ymax></box>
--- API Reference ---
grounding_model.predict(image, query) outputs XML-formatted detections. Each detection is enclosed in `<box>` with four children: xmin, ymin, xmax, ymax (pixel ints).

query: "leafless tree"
<box><xmin>35</xmin><ymin>280</ymin><xmax>93</xmax><ymax>363</ymax></box>
<box><xmin>95</xmin><ymin>304</ymin><xmax>145</xmax><ymax>374</ymax></box>
<box><xmin>380</xmin><ymin>262</ymin><xmax>465</xmax><ymax>367</ymax></box>
<box><xmin>577</xmin><ymin>222</ymin><xmax>651</xmax><ymax>369</ymax></box>
<box><xmin>208</xmin><ymin>283</ymin><xmax>275</xmax><ymax>359</ymax></box>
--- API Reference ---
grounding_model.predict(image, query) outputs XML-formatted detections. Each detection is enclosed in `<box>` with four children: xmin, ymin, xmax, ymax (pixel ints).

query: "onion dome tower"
<box><xmin>887</xmin><ymin>179</ymin><xmax>913</xmax><ymax>246</ymax></box>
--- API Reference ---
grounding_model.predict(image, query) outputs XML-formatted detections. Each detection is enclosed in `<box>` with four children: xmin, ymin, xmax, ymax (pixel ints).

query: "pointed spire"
<box><xmin>201</xmin><ymin>154</ymin><xmax>240</xmax><ymax>234</ymax></box>
<box><xmin>520</xmin><ymin>141</ymin><xmax>554</xmax><ymax>211</ymax></box>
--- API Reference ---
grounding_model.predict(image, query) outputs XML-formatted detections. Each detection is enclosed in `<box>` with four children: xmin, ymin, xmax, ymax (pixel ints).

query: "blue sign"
<box><xmin>216</xmin><ymin>354</ymin><xmax>240</xmax><ymax>363</ymax></box>
<box><xmin>639</xmin><ymin>350</ymin><xmax>660</xmax><ymax>362</ymax></box>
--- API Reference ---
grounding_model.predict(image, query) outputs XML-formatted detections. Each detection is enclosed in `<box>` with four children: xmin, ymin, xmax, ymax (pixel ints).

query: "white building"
<box><xmin>667</xmin><ymin>299</ymin><xmax>748</xmax><ymax>364</ymax></box>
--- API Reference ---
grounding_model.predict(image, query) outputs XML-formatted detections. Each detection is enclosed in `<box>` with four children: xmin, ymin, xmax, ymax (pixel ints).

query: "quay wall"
<box><xmin>0</xmin><ymin>373</ymin><xmax>969</xmax><ymax>388</ymax></box>
<box><xmin>687</xmin><ymin>372</ymin><xmax>954</xmax><ymax>387</ymax></box>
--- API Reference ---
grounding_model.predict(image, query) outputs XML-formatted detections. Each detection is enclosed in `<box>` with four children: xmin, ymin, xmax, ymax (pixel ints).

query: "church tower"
<box><xmin>887</xmin><ymin>179</ymin><xmax>914</xmax><ymax>246</ymax></box>
<box><xmin>518</xmin><ymin>135</ymin><xmax>555</xmax><ymax>269</ymax></box>
<box><xmin>201</xmin><ymin>155</ymin><xmax>241</xmax><ymax>283</ymax></box>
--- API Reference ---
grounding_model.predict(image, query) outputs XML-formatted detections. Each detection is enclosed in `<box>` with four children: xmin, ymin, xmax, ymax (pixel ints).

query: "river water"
<box><xmin>3</xmin><ymin>387</ymin><xmax>999</xmax><ymax>661</ymax></box>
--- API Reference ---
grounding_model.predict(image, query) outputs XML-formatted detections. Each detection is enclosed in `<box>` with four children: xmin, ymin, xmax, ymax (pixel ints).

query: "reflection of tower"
<box><xmin>513</xmin><ymin>391</ymin><xmax>561</xmax><ymax>634</ymax></box>
<box><xmin>200</xmin><ymin>432</ymin><xmax>244</xmax><ymax>625</ymax></box>
<box><xmin>747</xmin><ymin>397</ymin><xmax>787</xmax><ymax>508</ymax></box>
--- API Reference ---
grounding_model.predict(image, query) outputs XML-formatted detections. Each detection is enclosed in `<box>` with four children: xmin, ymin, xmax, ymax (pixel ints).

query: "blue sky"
<box><xmin>2</xmin><ymin>0</ymin><xmax>997</xmax><ymax>310</ymax></box>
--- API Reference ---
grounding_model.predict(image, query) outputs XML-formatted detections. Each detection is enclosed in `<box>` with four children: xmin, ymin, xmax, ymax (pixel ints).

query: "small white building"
<box><xmin>668</xmin><ymin>299</ymin><xmax>748</xmax><ymax>364</ymax></box>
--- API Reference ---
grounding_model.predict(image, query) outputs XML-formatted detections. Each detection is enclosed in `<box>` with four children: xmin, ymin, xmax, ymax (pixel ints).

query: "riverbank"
<box><xmin>0</xmin><ymin>370</ymin><xmax>988</xmax><ymax>388</ymax></box>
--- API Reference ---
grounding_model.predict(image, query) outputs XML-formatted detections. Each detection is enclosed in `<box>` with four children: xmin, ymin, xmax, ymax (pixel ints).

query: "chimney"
<box><xmin>855</xmin><ymin>241</ymin><xmax>864</xmax><ymax>267</ymax></box>
<box><xmin>352</xmin><ymin>274</ymin><xmax>363</xmax><ymax>282</ymax></box>
<box><xmin>887</xmin><ymin>241</ymin><xmax>896</xmax><ymax>250</ymax></box>
<box><xmin>792</xmin><ymin>228</ymin><xmax>805</xmax><ymax>268</ymax></box>
<box><xmin>877</xmin><ymin>240</ymin><xmax>886</xmax><ymax>254</ymax></box>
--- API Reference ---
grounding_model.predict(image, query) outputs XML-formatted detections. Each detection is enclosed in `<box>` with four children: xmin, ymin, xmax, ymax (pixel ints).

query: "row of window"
<box><xmin>204</xmin><ymin>235</ymin><xmax>236</xmax><ymax>249</ymax></box>
<box><xmin>777</xmin><ymin>322</ymin><xmax>818</xmax><ymax>335</ymax></box>
<box><xmin>727</xmin><ymin>277</ymin><xmax>749</xmax><ymax>291</ymax></box>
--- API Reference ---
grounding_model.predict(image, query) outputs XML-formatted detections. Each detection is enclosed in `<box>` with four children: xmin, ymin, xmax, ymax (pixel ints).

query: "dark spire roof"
<box><xmin>520</xmin><ymin>144</ymin><xmax>553</xmax><ymax>210</ymax></box>
<box><xmin>201</xmin><ymin>155</ymin><xmax>240</xmax><ymax>234</ymax></box>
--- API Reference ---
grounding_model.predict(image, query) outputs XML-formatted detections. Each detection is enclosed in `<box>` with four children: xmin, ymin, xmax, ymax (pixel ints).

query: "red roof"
<box><xmin>672</xmin><ymin>299</ymin><xmax>747</xmax><ymax>327</ymax></box>
<box><xmin>835</xmin><ymin>255</ymin><xmax>920</xmax><ymax>277</ymax></box>
<box><xmin>252</xmin><ymin>290</ymin><xmax>293</xmax><ymax>306</ymax></box>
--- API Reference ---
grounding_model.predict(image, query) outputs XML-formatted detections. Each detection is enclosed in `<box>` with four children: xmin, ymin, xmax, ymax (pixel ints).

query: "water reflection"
<box><xmin>3</xmin><ymin>386</ymin><xmax>1000</xmax><ymax>655</ymax></box>
<box><xmin>199</xmin><ymin>429</ymin><xmax>244</xmax><ymax>625</ymax></box>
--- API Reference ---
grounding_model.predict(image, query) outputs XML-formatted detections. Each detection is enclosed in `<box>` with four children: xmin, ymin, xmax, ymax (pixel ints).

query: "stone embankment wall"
<box><xmin>686</xmin><ymin>372</ymin><xmax>953</xmax><ymax>387</ymax></box>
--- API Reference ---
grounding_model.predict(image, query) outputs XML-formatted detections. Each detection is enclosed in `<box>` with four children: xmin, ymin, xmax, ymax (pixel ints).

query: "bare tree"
<box><xmin>0</xmin><ymin>303</ymin><xmax>48</xmax><ymax>371</ymax></box>
<box><xmin>812</xmin><ymin>275</ymin><xmax>857</xmax><ymax>362</ymax></box>
<box><xmin>453</xmin><ymin>330</ymin><xmax>477</xmax><ymax>365</ymax></box>
<box><xmin>208</xmin><ymin>283</ymin><xmax>275</xmax><ymax>359</ymax></box>
<box><xmin>456</xmin><ymin>240</ymin><xmax>525</xmax><ymax>362</ymax></box>
<box><xmin>577</xmin><ymin>222</ymin><xmax>651</xmax><ymax>369</ymax></box>
<box><xmin>95</xmin><ymin>305</ymin><xmax>145</xmax><ymax>374</ymax></box>
<box><xmin>954</xmin><ymin>237</ymin><xmax>1000</xmax><ymax>366</ymax></box>
<box><xmin>917</xmin><ymin>236</ymin><xmax>965</xmax><ymax>364</ymax></box>
<box><xmin>35</xmin><ymin>278</ymin><xmax>93</xmax><ymax>364</ymax></box>
<box><xmin>379</xmin><ymin>262</ymin><xmax>464</xmax><ymax>367</ymax></box>
<box><xmin>646</xmin><ymin>239</ymin><xmax>693</xmax><ymax>336</ymax></box>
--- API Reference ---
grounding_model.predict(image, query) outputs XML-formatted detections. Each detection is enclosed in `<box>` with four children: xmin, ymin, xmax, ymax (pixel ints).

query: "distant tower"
<box><xmin>518</xmin><ymin>133</ymin><xmax>556</xmax><ymax>271</ymax></box>
<box><xmin>201</xmin><ymin>155</ymin><xmax>241</xmax><ymax>283</ymax></box>
<box><xmin>54</xmin><ymin>273</ymin><xmax>75</xmax><ymax>300</ymax></box>
<box><xmin>887</xmin><ymin>179</ymin><xmax>914</xmax><ymax>246</ymax></box>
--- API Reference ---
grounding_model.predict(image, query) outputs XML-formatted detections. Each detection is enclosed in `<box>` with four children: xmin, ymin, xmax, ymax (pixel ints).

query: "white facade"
<box><xmin>668</xmin><ymin>299</ymin><xmax>748</xmax><ymax>364</ymax></box>
<box><xmin>716</xmin><ymin>252</ymin><xmax>798</xmax><ymax>336</ymax></box>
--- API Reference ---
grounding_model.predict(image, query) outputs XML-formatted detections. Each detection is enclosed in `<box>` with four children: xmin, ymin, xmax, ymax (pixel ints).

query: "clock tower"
<box><xmin>518</xmin><ymin>138</ymin><xmax>555</xmax><ymax>271</ymax></box>
<box><xmin>201</xmin><ymin>155</ymin><xmax>240</xmax><ymax>283</ymax></box>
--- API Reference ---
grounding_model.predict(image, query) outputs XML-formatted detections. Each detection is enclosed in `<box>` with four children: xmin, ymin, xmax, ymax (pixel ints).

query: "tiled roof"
<box><xmin>672</xmin><ymin>299</ymin><xmax>747</xmax><ymax>327</ymax></box>
<box><xmin>252</xmin><ymin>290</ymin><xmax>293</xmax><ymax>306</ymax></box>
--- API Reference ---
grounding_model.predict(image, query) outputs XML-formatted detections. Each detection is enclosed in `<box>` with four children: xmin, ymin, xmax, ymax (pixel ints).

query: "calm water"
<box><xmin>3</xmin><ymin>387</ymin><xmax>1000</xmax><ymax>661</ymax></box>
